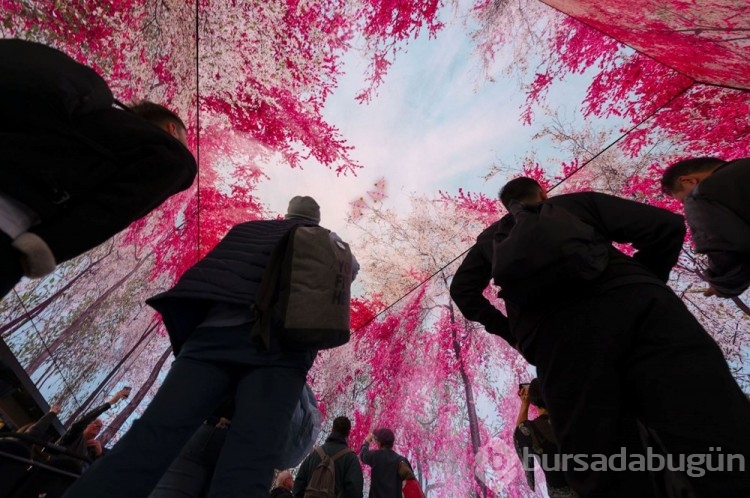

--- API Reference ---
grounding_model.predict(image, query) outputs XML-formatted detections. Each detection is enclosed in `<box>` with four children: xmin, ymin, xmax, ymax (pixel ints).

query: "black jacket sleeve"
<box><xmin>29</xmin><ymin>137</ymin><xmax>196</xmax><ymax>263</ymax></box>
<box><xmin>450</xmin><ymin>220</ymin><xmax>512</xmax><ymax>343</ymax></box>
<box><xmin>58</xmin><ymin>402</ymin><xmax>111</xmax><ymax>446</ymax></box>
<box><xmin>24</xmin><ymin>410</ymin><xmax>59</xmax><ymax>440</ymax></box>
<box><xmin>570</xmin><ymin>192</ymin><xmax>685</xmax><ymax>282</ymax></box>
<box><xmin>342</xmin><ymin>453</ymin><xmax>365</xmax><ymax>498</ymax></box>
<box><xmin>684</xmin><ymin>194</ymin><xmax>750</xmax><ymax>296</ymax></box>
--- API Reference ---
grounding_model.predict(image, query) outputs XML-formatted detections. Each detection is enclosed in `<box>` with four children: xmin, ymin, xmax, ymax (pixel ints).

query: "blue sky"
<box><xmin>255</xmin><ymin>11</ymin><xmax>541</xmax><ymax>239</ymax></box>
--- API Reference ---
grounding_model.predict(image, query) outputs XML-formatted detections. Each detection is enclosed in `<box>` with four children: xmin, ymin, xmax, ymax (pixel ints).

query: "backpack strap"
<box><xmin>250</xmin><ymin>226</ymin><xmax>297</xmax><ymax>350</ymax></box>
<box><xmin>330</xmin><ymin>447</ymin><xmax>353</xmax><ymax>461</ymax></box>
<box><xmin>314</xmin><ymin>446</ymin><xmax>326</xmax><ymax>460</ymax></box>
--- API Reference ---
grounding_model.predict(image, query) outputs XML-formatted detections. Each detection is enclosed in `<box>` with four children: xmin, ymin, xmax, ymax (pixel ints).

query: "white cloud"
<box><xmin>255</xmin><ymin>17</ymin><xmax>535</xmax><ymax>240</ymax></box>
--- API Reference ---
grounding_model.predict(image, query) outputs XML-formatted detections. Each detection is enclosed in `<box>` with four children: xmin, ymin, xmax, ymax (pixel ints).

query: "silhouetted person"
<box><xmin>450</xmin><ymin>177</ymin><xmax>750</xmax><ymax>497</ymax></box>
<box><xmin>64</xmin><ymin>196</ymin><xmax>355</xmax><ymax>498</ymax></box>
<box><xmin>293</xmin><ymin>416</ymin><xmax>363</xmax><ymax>498</ymax></box>
<box><xmin>359</xmin><ymin>428</ymin><xmax>410</xmax><ymax>498</ymax></box>
<box><xmin>0</xmin><ymin>39</ymin><xmax>196</xmax><ymax>299</ymax></box>
<box><xmin>660</xmin><ymin>156</ymin><xmax>750</xmax><ymax>297</ymax></box>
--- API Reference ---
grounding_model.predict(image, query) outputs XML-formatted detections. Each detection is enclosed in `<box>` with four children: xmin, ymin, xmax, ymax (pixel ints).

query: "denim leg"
<box><xmin>64</xmin><ymin>357</ymin><xmax>233</xmax><ymax>498</ymax></box>
<box><xmin>206</xmin><ymin>364</ymin><xmax>308</xmax><ymax>497</ymax></box>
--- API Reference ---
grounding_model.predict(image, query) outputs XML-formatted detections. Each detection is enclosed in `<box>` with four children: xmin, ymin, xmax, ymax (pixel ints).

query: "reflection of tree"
<box><xmin>331</xmin><ymin>192</ymin><xmax>531</xmax><ymax>497</ymax></box>
<box><xmin>25</xmin><ymin>257</ymin><xmax>149</xmax><ymax>375</ymax></box>
<box><xmin>63</xmin><ymin>320</ymin><xmax>159</xmax><ymax>427</ymax></box>
<box><xmin>1</xmin><ymin>253</ymin><xmax>109</xmax><ymax>339</ymax></box>
<box><xmin>98</xmin><ymin>346</ymin><xmax>172</xmax><ymax>446</ymax></box>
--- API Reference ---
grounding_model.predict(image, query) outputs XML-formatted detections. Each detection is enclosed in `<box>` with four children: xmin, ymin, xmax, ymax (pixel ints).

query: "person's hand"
<box><xmin>86</xmin><ymin>439</ymin><xmax>103</xmax><ymax>457</ymax></box>
<box><xmin>108</xmin><ymin>387</ymin><xmax>131</xmax><ymax>404</ymax></box>
<box><xmin>215</xmin><ymin>417</ymin><xmax>231</xmax><ymax>429</ymax></box>
<box><xmin>519</xmin><ymin>386</ymin><xmax>530</xmax><ymax>404</ymax></box>
<box><xmin>49</xmin><ymin>404</ymin><xmax>62</xmax><ymax>415</ymax></box>
<box><xmin>365</xmin><ymin>433</ymin><xmax>375</xmax><ymax>444</ymax></box>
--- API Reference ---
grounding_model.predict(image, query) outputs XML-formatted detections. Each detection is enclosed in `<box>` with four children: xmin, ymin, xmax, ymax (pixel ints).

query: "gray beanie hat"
<box><xmin>285</xmin><ymin>196</ymin><xmax>320</xmax><ymax>223</ymax></box>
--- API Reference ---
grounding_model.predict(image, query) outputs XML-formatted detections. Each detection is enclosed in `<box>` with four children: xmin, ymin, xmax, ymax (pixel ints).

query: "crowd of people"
<box><xmin>1</xmin><ymin>37</ymin><xmax>749</xmax><ymax>498</ymax></box>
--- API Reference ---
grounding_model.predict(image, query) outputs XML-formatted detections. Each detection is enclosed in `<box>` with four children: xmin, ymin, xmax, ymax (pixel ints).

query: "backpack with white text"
<box><xmin>304</xmin><ymin>446</ymin><xmax>352</xmax><ymax>498</ymax></box>
<box><xmin>252</xmin><ymin>225</ymin><xmax>353</xmax><ymax>351</ymax></box>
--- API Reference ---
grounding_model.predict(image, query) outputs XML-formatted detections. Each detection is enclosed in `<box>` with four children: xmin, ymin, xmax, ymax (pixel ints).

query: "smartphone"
<box><xmin>123</xmin><ymin>386</ymin><xmax>132</xmax><ymax>397</ymax></box>
<box><xmin>519</xmin><ymin>383</ymin><xmax>530</xmax><ymax>390</ymax></box>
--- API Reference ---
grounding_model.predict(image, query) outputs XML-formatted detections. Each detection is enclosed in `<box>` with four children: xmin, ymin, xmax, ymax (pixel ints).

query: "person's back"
<box><xmin>493</xmin><ymin>189</ymin><xmax>685</xmax><ymax>357</ymax></box>
<box><xmin>64</xmin><ymin>196</ymin><xmax>352</xmax><ymax>498</ymax></box>
<box><xmin>359</xmin><ymin>429</ymin><xmax>406</xmax><ymax>498</ymax></box>
<box><xmin>294</xmin><ymin>416</ymin><xmax>363</xmax><ymax>498</ymax></box>
<box><xmin>451</xmin><ymin>177</ymin><xmax>750</xmax><ymax>497</ymax></box>
<box><xmin>0</xmin><ymin>39</ymin><xmax>196</xmax><ymax>298</ymax></box>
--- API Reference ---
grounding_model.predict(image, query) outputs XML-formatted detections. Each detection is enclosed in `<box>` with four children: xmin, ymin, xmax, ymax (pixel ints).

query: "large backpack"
<box><xmin>304</xmin><ymin>446</ymin><xmax>352</xmax><ymax>498</ymax></box>
<box><xmin>251</xmin><ymin>224</ymin><xmax>353</xmax><ymax>351</ymax></box>
<box><xmin>492</xmin><ymin>201</ymin><xmax>609</xmax><ymax>305</ymax></box>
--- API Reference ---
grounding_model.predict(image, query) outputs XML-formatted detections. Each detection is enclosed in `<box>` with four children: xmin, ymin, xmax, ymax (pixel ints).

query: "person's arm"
<box><xmin>683</xmin><ymin>196</ymin><xmax>750</xmax><ymax>297</ymax></box>
<box><xmin>359</xmin><ymin>434</ymin><xmax>375</xmax><ymax>465</ymax></box>
<box><xmin>513</xmin><ymin>424</ymin><xmax>536</xmax><ymax>490</ymax></box>
<box><xmin>449</xmin><ymin>222</ymin><xmax>512</xmax><ymax>343</ymax></box>
<box><xmin>584</xmin><ymin>192</ymin><xmax>685</xmax><ymax>282</ymax></box>
<box><xmin>515</xmin><ymin>387</ymin><xmax>531</xmax><ymax>427</ymax></box>
<box><xmin>343</xmin><ymin>453</ymin><xmax>365</xmax><ymax>498</ymax></box>
<box><xmin>24</xmin><ymin>139</ymin><xmax>196</xmax><ymax>266</ymax></box>
<box><xmin>60</xmin><ymin>389</ymin><xmax>129</xmax><ymax>443</ymax></box>
<box><xmin>23</xmin><ymin>404</ymin><xmax>61</xmax><ymax>439</ymax></box>
<box><xmin>702</xmin><ymin>251</ymin><xmax>750</xmax><ymax>297</ymax></box>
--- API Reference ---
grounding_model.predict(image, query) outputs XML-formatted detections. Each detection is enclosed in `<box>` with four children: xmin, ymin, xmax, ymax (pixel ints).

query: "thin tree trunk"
<box><xmin>98</xmin><ymin>346</ymin><xmax>172</xmax><ymax>446</ymax></box>
<box><xmin>25</xmin><ymin>257</ymin><xmax>147</xmax><ymax>374</ymax></box>
<box><xmin>1</xmin><ymin>253</ymin><xmax>108</xmax><ymax>338</ymax></box>
<box><xmin>64</xmin><ymin>320</ymin><xmax>159</xmax><ymax>426</ymax></box>
<box><xmin>441</xmin><ymin>272</ymin><xmax>488</xmax><ymax>498</ymax></box>
<box><xmin>447</xmin><ymin>302</ymin><xmax>487</xmax><ymax>498</ymax></box>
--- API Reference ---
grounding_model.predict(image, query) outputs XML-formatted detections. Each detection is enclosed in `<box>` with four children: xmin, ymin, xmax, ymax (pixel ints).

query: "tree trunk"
<box><xmin>25</xmin><ymin>257</ymin><xmax>147</xmax><ymax>374</ymax></box>
<box><xmin>98</xmin><ymin>346</ymin><xmax>172</xmax><ymax>446</ymax></box>
<box><xmin>0</xmin><ymin>253</ymin><xmax>108</xmax><ymax>339</ymax></box>
<box><xmin>64</xmin><ymin>320</ymin><xmax>159</xmax><ymax>426</ymax></box>
<box><xmin>444</xmin><ymin>273</ymin><xmax>487</xmax><ymax>498</ymax></box>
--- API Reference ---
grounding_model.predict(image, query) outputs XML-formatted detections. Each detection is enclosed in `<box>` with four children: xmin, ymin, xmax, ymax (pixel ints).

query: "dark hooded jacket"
<box><xmin>450</xmin><ymin>191</ymin><xmax>685</xmax><ymax>358</ymax></box>
<box><xmin>0</xmin><ymin>38</ymin><xmax>196</xmax><ymax>264</ymax></box>
<box><xmin>684</xmin><ymin>158</ymin><xmax>750</xmax><ymax>296</ymax></box>
<box><xmin>147</xmin><ymin>218</ymin><xmax>311</xmax><ymax>354</ymax></box>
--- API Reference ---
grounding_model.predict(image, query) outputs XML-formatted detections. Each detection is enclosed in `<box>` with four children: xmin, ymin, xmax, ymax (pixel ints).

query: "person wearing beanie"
<box><xmin>293</xmin><ymin>416</ymin><xmax>364</xmax><ymax>498</ymax></box>
<box><xmin>285</xmin><ymin>195</ymin><xmax>360</xmax><ymax>280</ymax></box>
<box><xmin>360</xmin><ymin>427</ymin><xmax>411</xmax><ymax>498</ymax></box>
<box><xmin>64</xmin><ymin>196</ymin><xmax>357</xmax><ymax>498</ymax></box>
<box><xmin>285</xmin><ymin>195</ymin><xmax>321</xmax><ymax>224</ymax></box>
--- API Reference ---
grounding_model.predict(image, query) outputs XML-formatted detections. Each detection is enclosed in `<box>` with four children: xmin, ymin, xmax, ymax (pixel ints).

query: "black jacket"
<box><xmin>684</xmin><ymin>159</ymin><xmax>750</xmax><ymax>296</ymax></box>
<box><xmin>0</xmin><ymin>39</ymin><xmax>197</xmax><ymax>263</ymax></box>
<box><xmin>270</xmin><ymin>487</ymin><xmax>294</xmax><ymax>498</ymax></box>
<box><xmin>293</xmin><ymin>432</ymin><xmax>364</xmax><ymax>498</ymax></box>
<box><xmin>147</xmin><ymin>218</ymin><xmax>310</xmax><ymax>354</ymax></box>
<box><xmin>358</xmin><ymin>443</ymin><xmax>407</xmax><ymax>498</ymax></box>
<box><xmin>450</xmin><ymin>191</ymin><xmax>685</xmax><ymax>353</ymax></box>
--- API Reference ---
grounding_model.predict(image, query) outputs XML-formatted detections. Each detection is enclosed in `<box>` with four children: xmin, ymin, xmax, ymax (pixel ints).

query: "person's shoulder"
<box><xmin>477</xmin><ymin>215</ymin><xmax>513</xmax><ymax>241</ymax></box>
